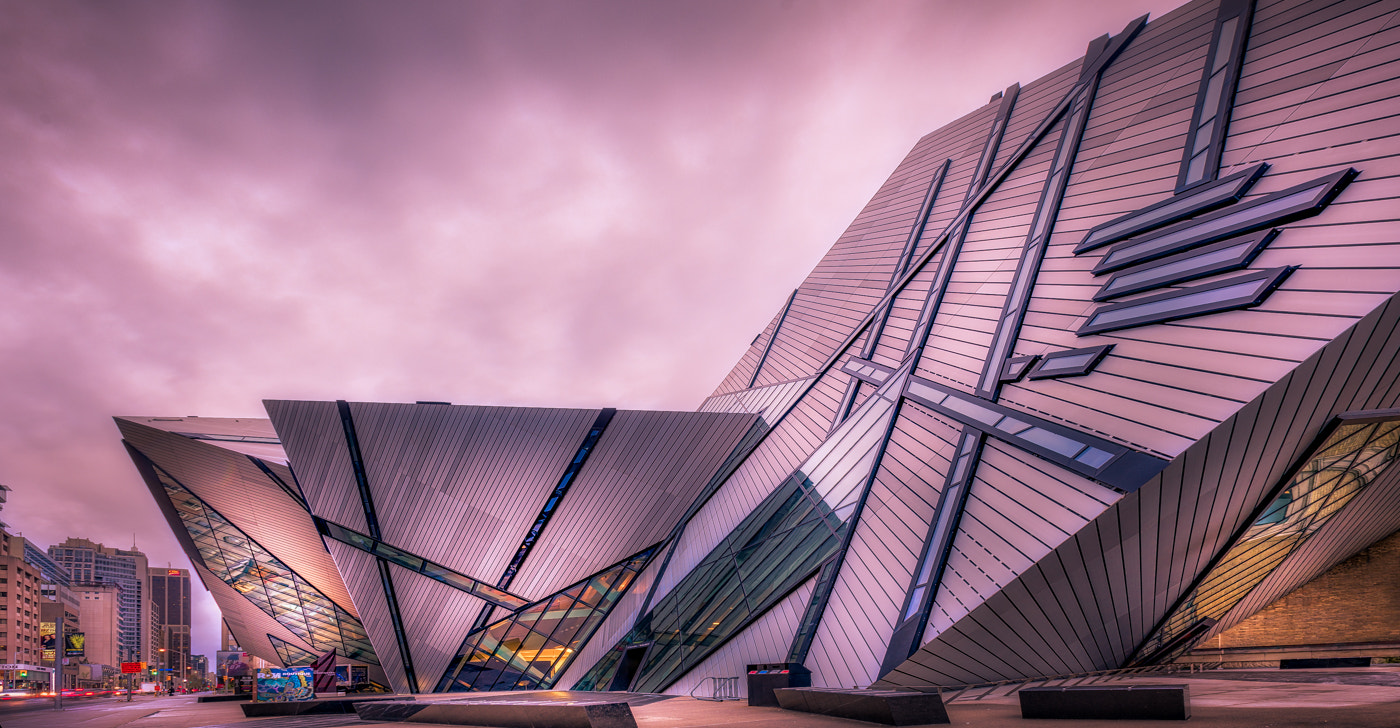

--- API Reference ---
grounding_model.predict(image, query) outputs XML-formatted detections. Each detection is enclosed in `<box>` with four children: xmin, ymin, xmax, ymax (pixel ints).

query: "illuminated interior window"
<box><xmin>1134</xmin><ymin>416</ymin><xmax>1400</xmax><ymax>665</ymax></box>
<box><xmin>438</xmin><ymin>545</ymin><xmax>658</xmax><ymax>692</ymax></box>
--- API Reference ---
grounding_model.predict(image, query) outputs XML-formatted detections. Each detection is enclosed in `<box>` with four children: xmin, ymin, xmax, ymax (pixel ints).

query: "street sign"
<box><xmin>0</xmin><ymin>664</ymin><xmax>52</xmax><ymax>672</ymax></box>
<box><xmin>121</xmin><ymin>662</ymin><xmax>145</xmax><ymax>674</ymax></box>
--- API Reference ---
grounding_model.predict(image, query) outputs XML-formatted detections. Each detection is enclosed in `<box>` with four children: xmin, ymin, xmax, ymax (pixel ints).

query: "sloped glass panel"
<box><xmin>1134</xmin><ymin>418</ymin><xmax>1400</xmax><ymax>665</ymax></box>
<box><xmin>149</xmin><ymin>464</ymin><xmax>378</xmax><ymax>665</ymax></box>
<box><xmin>438</xmin><ymin>545</ymin><xmax>659</xmax><ymax>692</ymax></box>
<box><xmin>269</xmin><ymin>634</ymin><xmax>319</xmax><ymax>667</ymax></box>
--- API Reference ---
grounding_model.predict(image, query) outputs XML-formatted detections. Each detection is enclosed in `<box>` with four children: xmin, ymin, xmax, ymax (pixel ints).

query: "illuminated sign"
<box><xmin>65</xmin><ymin>633</ymin><xmax>85</xmax><ymax>658</ymax></box>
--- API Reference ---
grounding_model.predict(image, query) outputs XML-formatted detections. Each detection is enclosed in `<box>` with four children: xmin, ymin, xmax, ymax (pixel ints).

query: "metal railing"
<box><xmin>889</xmin><ymin>663</ymin><xmax>1192</xmax><ymax>704</ymax></box>
<box><xmin>690</xmin><ymin>676</ymin><xmax>741</xmax><ymax>701</ymax></box>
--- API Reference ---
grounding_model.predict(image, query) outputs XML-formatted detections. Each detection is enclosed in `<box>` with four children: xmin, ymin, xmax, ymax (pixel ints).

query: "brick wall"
<box><xmin>1205</xmin><ymin>528</ymin><xmax>1400</xmax><ymax>650</ymax></box>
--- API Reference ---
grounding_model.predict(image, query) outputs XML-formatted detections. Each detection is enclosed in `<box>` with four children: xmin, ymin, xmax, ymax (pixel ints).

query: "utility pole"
<box><xmin>53</xmin><ymin>615</ymin><xmax>63</xmax><ymax>711</ymax></box>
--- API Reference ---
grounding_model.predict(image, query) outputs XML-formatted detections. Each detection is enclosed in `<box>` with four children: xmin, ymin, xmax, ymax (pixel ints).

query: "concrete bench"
<box><xmin>354</xmin><ymin>697</ymin><xmax>637</xmax><ymax>728</ymax></box>
<box><xmin>774</xmin><ymin>687</ymin><xmax>949</xmax><ymax>726</ymax></box>
<box><xmin>1018</xmin><ymin>684</ymin><xmax>1189</xmax><ymax>720</ymax></box>
<box><xmin>1281</xmin><ymin>657</ymin><xmax>1370</xmax><ymax>669</ymax></box>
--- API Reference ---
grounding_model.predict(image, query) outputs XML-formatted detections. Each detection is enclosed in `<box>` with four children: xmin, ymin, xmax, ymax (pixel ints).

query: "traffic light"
<box><xmin>18</xmin><ymin>670</ymin><xmax>26</xmax><ymax>678</ymax></box>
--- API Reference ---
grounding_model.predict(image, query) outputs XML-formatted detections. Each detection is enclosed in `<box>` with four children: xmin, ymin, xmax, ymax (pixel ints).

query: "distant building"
<box><xmin>149</xmin><ymin>567</ymin><xmax>193</xmax><ymax>689</ymax></box>
<box><xmin>12</xmin><ymin>535</ymin><xmax>82</xmax><ymax>689</ymax></box>
<box><xmin>49</xmin><ymin>538</ymin><xmax>151</xmax><ymax>664</ymax></box>
<box><xmin>39</xmin><ymin>598</ymin><xmax>80</xmax><ymax>688</ymax></box>
<box><xmin>190</xmin><ymin>653</ymin><xmax>209</xmax><ymax>689</ymax></box>
<box><xmin>17</xmin><ymin>538</ymin><xmax>71</xmax><ymax>588</ymax></box>
<box><xmin>73</xmin><ymin>583</ymin><xmax>121</xmax><ymax>671</ymax></box>
<box><xmin>147</xmin><ymin>598</ymin><xmax>161</xmax><ymax>677</ymax></box>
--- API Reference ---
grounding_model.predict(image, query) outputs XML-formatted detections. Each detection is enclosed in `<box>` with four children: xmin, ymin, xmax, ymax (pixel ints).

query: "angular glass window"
<box><xmin>316</xmin><ymin>517</ymin><xmax>529</xmax><ymax>611</ymax></box>
<box><xmin>1133</xmin><ymin>415</ymin><xmax>1400</xmax><ymax>665</ymax></box>
<box><xmin>436</xmin><ymin>545</ymin><xmax>659</xmax><ymax>693</ymax></box>
<box><xmin>269</xmin><ymin>635</ymin><xmax>319</xmax><ymax>667</ymax></box>
<box><xmin>149</xmin><ymin>464</ymin><xmax>377</xmax><ymax>665</ymax></box>
<box><xmin>1095</xmin><ymin>168</ymin><xmax>1356</xmax><ymax>274</ymax></box>
<box><xmin>1078</xmin><ymin>267</ymin><xmax>1291</xmax><ymax>336</ymax></box>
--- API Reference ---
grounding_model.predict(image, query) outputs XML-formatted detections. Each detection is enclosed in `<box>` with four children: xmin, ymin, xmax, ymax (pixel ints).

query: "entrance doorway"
<box><xmin>608</xmin><ymin>645</ymin><xmax>649</xmax><ymax>692</ymax></box>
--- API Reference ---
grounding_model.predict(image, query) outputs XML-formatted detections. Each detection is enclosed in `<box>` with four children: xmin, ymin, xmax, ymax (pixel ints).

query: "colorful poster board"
<box><xmin>256</xmin><ymin>666</ymin><xmax>315</xmax><ymax>702</ymax></box>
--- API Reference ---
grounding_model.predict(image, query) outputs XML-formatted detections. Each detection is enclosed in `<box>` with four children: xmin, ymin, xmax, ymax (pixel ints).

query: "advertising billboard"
<box><xmin>65</xmin><ymin>632</ymin><xmax>85</xmax><ymax>658</ymax></box>
<box><xmin>41</xmin><ymin>622</ymin><xmax>56</xmax><ymax>661</ymax></box>
<box><xmin>217</xmin><ymin>650</ymin><xmax>250</xmax><ymax>678</ymax></box>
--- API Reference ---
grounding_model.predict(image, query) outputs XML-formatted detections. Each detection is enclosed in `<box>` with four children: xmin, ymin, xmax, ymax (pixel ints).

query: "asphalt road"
<box><xmin>0</xmin><ymin>693</ymin><xmax>123</xmax><ymax>716</ymax></box>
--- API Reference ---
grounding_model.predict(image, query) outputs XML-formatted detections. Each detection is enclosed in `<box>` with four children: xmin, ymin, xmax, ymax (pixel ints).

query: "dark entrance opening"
<box><xmin>608</xmin><ymin>645</ymin><xmax>648</xmax><ymax>691</ymax></box>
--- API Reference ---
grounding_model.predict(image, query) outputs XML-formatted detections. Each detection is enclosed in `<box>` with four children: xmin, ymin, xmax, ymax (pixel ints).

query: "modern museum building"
<box><xmin>118</xmin><ymin>0</ymin><xmax>1400</xmax><ymax>697</ymax></box>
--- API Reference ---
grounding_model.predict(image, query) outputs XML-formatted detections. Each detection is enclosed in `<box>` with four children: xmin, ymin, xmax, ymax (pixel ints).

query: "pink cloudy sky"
<box><xmin>1</xmin><ymin>0</ymin><xmax>1180</xmax><ymax>666</ymax></box>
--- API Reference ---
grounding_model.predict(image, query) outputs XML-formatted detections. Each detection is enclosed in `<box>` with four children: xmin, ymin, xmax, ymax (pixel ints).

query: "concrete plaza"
<box><xmin>7</xmin><ymin>669</ymin><xmax>1400</xmax><ymax>728</ymax></box>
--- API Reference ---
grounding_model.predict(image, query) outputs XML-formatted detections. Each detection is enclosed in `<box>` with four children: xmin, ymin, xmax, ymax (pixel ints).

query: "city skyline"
<box><xmin>3</xmin><ymin>0</ymin><xmax>1183</xmax><ymax>664</ymax></box>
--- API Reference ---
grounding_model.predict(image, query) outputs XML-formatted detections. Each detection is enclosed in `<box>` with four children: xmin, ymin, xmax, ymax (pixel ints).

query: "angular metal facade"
<box><xmin>122</xmin><ymin>0</ymin><xmax>1400</xmax><ymax>698</ymax></box>
<box><xmin>115</xmin><ymin>416</ymin><xmax>386</xmax><ymax>686</ymax></box>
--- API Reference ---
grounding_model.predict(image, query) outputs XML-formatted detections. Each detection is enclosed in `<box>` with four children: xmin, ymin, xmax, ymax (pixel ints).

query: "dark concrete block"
<box><xmin>775</xmin><ymin>687</ymin><xmax>949</xmax><ymax>726</ymax></box>
<box><xmin>196</xmin><ymin>693</ymin><xmax>251</xmax><ymax>702</ymax></box>
<box><xmin>241</xmin><ymin>694</ymin><xmax>402</xmax><ymax>717</ymax></box>
<box><xmin>1281</xmin><ymin>657</ymin><xmax>1371</xmax><ymax>669</ymax></box>
<box><xmin>355</xmin><ymin>699</ymin><xmax>429</xmax><ymax>722</ymax></box>
<box><xmin>1019</xmin><ymin>684</ymin><xmax>1190</xmax><ymax>720</ymax></box>
<box><xmin>378</xmin><ymin>698</ymin><xmax>637</xmax><ymax>727</ymax></box>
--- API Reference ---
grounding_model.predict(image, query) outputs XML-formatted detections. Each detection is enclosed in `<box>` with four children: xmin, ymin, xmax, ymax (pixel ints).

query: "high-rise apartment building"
<box><xmin>0</xmin><ymin>531</ymin><xmax>43</xmax><ymax>672</ymax></box>
<box><xmin>17</xmin><ymin>537</ymin><xmax>72</xmax><ymax>589</ymax></box>
<box><xmin>49</xmin><ymin>538</ymin><xmax>150</xmax><ymax>663</ymax></box>
<box><xmin>149</xmin><ymin>567</ymin><xmax>193</xmax><ymax>688</ymax></box>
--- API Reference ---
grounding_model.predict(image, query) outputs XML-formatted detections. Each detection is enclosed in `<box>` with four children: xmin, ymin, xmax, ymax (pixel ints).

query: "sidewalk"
<box><xmin>10</xmin><ymin>675</ymin><xmax>1400</xmax><ymax>728</ymax></box>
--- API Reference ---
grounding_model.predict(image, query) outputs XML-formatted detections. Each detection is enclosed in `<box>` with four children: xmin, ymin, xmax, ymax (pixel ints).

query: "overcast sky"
<box><xmin>1</xmin><ymin>0</ymin><xmax>1181</xmax><ymax>668</ymax></box>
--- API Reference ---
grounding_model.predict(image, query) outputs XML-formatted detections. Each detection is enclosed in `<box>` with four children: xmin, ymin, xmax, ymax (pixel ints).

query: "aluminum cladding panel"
<box><xmin>508</xmin><ymin>409</ymin><xmax>759</xmax><ymax>600</ymax></box>
<box><xmin>341</xmin><ymin>401</ymin><xmax>598</xmax><ymax>582</ymax></box>
<box><xmin>265</xmin><ymin>400</ymin><xmax>371</xmax><ymax>533</ymax></box>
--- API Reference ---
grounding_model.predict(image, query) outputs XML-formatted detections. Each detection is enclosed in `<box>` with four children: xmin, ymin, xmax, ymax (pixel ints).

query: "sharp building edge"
<box><xmin>119</xmin><ymin>0</ymin><xmax>1400</xmax><ymax>697</ymax></box>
